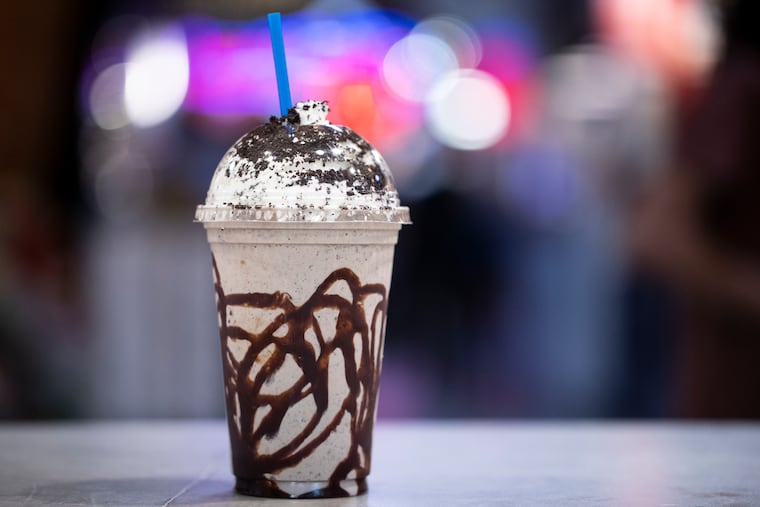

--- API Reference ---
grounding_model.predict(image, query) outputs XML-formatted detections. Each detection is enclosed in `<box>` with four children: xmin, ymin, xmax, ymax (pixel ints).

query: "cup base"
<box><xmin>235</xmin><ymin>477</ymin><xmax>368</xmax><ymax>498</ymax></box>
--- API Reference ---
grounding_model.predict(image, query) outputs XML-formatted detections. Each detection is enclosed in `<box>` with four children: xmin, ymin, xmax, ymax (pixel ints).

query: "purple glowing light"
<box><xmin>182</xmin><ymin>11</ymin><xmax>412</xmax><ymax>117</ymax></box>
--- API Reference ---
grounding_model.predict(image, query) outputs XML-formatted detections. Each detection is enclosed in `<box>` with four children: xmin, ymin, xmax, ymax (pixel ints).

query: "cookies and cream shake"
<box><xmin>196</xmin><ymin>101</ymin><xmax>409</xmax><ymax>498</ymax></box>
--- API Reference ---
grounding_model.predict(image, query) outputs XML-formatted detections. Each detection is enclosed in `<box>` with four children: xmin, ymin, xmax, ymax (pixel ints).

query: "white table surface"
<box><xmin>1</xmin><ymin>420</ymin><xmax>759</xmax><ymax>506</ymax></box>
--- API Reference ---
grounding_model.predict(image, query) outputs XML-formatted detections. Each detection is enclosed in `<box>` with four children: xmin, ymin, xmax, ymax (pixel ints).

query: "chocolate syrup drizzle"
<box><xmin>212</xmin><ymin>255</ymin><xmax>387</xmax><ymax>498</ymax></box>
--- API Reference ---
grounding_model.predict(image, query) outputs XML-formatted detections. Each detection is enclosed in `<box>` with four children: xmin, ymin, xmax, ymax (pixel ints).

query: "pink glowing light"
<box><xmin>593</xmin><ymin>0</ymin><xmax>718</xmax><ymax>86</ymax></box>
<box><xmin>476</xmin><ymin>21</ymin><xmax>539</xmax><ymax>146</ymax></box>
<box><xmin>183</xmin><ymin>12</ymin><xmax>411</xmax><ymax>118</ymax></box>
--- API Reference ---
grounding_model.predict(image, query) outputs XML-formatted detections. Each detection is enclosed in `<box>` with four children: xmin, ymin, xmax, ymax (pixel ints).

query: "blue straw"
<box><xmin>267</xmin><ymin>12</ymin><xmax>293</xmax><ymax>116</ymax></box>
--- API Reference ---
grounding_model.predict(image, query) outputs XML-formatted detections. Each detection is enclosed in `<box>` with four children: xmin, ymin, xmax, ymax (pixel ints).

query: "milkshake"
<box><xmin>195</xmin><ymin>101</ymin><xmax>409</xmax><ymax>498</ymax></box>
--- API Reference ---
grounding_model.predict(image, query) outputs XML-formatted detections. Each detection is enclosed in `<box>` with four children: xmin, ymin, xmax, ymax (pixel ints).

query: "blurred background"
<box><xmin>2</xmin><ymin>0</ymin><xmax>759</xmax><ymax>420</ymax></box>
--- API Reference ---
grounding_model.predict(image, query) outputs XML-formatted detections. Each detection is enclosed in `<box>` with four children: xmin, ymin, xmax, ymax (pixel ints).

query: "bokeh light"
<box><xmin>425</xmin><ymin>69</ymin><xmax>510</xmax><ymax>150</ymax></box>
<box><xmin>382</xmin><ymin>32</ymin><xmax>458</xmax><ymax>103</ymax></box>
<box><xmin>88</xmin><ymin>64</ymin><xmax>129</xmax><ymax>130</ymax></box>
<box><xmin>413</xmin><ymin>15</ymin><xmax>482</xmax><ymax>69</ymax></box>
<box><xmin>334</xmin><ymin>84</ymin><xmax>376</xmax><ymax>136</ymax></box>
<box><xmin>125</xmin><ymin>24</ymin><xmax>189</xmax><ymax>127</ymax></box>
<box><xmin>594</xmin><ymin>0</ymin><xmax>719</xmax><ymax>86</ymax></box>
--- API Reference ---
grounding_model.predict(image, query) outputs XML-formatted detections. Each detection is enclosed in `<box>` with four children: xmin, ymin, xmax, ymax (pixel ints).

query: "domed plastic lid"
<box><xmin>195</xmin><ymin>101</ymin><xmax>410</xmax><ymax>223</ymax></box>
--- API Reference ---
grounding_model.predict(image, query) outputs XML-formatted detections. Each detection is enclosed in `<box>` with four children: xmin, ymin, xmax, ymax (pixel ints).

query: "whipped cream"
<box><xmin>196</xmin><ymin>101</ymin><xmax>409</xmax><ymax>223</ymax></box>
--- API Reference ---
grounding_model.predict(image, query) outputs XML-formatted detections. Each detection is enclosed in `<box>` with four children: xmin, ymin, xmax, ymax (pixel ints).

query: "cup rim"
<box><xmin>195</xmin><ymin>205</ymin><xmax>411</xmax><ymax>225</ymax></box>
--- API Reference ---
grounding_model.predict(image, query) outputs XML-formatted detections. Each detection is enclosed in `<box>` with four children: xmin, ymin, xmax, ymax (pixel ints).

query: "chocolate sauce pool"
<box><xmin>212</xmin><ymin>256</ymin><xmax>386</xmax><ymax>498</ymax></box>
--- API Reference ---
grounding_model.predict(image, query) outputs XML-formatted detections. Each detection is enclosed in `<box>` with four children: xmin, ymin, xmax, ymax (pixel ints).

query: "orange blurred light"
<box><xmin>332</xmin><ymin>83</ymin><xmax>377</xmax><ymax>141</ymax></box>
<box><xmin>594</xmin><ymin>0</ymin><xmax>718</xmax><ymax>87</ymax></box>
<box><xmin>327</xmin><ymin>82</ymin><xmax>422</xmax><ymax>152</ymax></box>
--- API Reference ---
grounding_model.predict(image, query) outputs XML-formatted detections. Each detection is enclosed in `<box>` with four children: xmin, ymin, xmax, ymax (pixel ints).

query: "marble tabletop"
<box><xmin>0</xmin><ymin>420</ymin><xmax>759</xmax><ymax>506</ymax></box>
